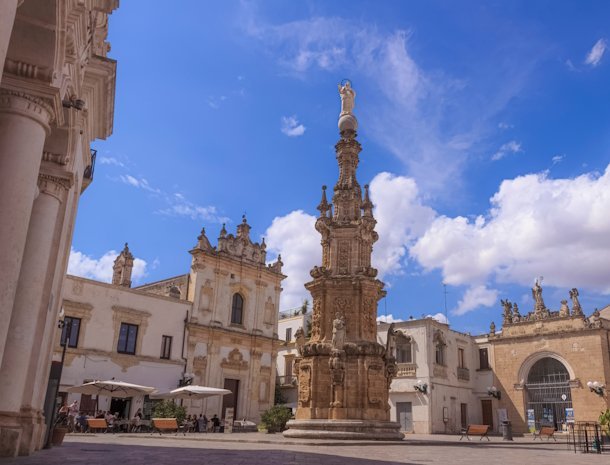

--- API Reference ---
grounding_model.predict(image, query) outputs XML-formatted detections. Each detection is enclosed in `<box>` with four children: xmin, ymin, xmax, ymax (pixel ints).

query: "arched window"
<box><xmin>231</xmin><ymin>293</ymin><xmax>244</xmax><ymax>325</ymax></box>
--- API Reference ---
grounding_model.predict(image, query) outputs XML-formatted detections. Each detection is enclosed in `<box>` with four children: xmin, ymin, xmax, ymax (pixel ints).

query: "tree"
<box><xmin>152</xmin><ymin>400</ymin><xmax>186</xmax><ymax>423</ymax></box>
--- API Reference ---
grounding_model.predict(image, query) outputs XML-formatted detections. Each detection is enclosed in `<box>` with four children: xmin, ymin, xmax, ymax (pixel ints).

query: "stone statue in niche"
<box><xmin>295</xmin><ymin>327</ymin><xmax>305</xmax><ymax>355</ymax></box>
<box><xmin>385</xmin><ymin>323</ymin><xmax>397</xmax><ymax>360</ymax></box>
<box><xmin>332</xmin><ymin>313</ymin><xmax>346</xmax><ymax>349</ymax></box>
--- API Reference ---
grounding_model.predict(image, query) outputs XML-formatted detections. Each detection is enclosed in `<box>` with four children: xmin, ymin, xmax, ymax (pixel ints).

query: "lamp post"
<box><xmin>587</xmin><ymin>381</ymin><xmax>606</xmax><ymax>397</ymax></box>
<box><xmin>487</xmin><ymin>386</ymin><xmax>501</xmax><ymax>400</ymax></box>
<box><xmin>44</xmin><ymin>311</ymin><xmax>72</xmax><ymax>448</ymax></box>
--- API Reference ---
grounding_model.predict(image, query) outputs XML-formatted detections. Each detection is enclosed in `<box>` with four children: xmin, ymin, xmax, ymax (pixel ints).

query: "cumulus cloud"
<box><xmin>453</xmin><ymin>285</ymin><xmax>499</xmax><ymax>316</ymax></box>
<box><xmin>281</xmin><ymin>115</ymin><xmax>306</xmax><ymax>137</ymax></box>
<box><xmin>491</xmin><ymin>140</ymin><xmax>522</xmax><ymax>161</ymax></box>
<box><xmin>585</xmin><ymin>38</ymin><xmax>607</xmax><ymax>67</ymax></box>
<box><xmin>68</xmin><ymin>248</ymin><xmax>148</xmax><ymax>284</ymax></box>
<box><xmin>411</xmin><ymin>166</ymin><xmax>610</xmax><ymax>294</ymax></box>
<box><xmin>369</xmin><ymin>172</ymin><xmax>436</xmax><ymax>278</ymax></box>
<box><xmin>427</xmin><ymin>313</ymin><xmax>449</xmax><ymax>324</ymax></box>
<box><xmin>264</xmin><ymin>210</ymin><xmax>320</xmax><ymax>309</ymax></box>
<box><xmin>377</xmin><ymin>314</ymin><xmax>404</xmax><ymax>323</ymax></box>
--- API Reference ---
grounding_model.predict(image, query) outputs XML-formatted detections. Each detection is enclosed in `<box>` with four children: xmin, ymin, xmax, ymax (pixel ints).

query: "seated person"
<box><xmin>75</xmin><ymin>412</ymin><xmax>88</xmax><ymax>432</ymax></box>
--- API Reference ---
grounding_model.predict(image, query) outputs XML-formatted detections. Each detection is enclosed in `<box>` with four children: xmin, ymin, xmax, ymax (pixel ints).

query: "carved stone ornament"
<box><xmin>298</xmin><ymin>364</ymin><xmax>312</xmax><ymax>404</ymax></box>
<box><xmin>367</xmin><ymin>364</ymin><xmax>385</xmax><ymax>404</ymax></box>
<box><xmin>221</xmin><ymin>348</ymin><xmax>248</xmax><ymax>370</ymax></box>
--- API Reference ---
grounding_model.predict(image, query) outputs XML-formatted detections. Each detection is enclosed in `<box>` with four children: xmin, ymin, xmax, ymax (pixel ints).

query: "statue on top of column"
<box><xmin>338</xmin><ymin>80</ymin><xmax>356</xmax><ymax>116</ymax></box>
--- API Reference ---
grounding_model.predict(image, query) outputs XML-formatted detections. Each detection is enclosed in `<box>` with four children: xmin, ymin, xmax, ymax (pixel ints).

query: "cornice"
<box><xmin>38</xmin><ymin>173</ymin><xmax>72</xmax><ymax>200</ymax></box>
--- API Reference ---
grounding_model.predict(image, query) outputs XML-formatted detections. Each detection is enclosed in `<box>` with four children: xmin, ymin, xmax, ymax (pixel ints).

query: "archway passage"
<box><xmin>525</xmin><ymin>357</ymin><xmax>572</xmax><ymax>431</ymax></box>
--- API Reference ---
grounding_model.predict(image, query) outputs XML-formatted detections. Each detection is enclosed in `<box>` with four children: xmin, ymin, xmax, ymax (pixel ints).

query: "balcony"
<box><xmin>457</xmin><ymin>367</ymin><xmax>470</xmax><ymax>381</ymax></box>
<box><xmin>276</xmin><ymin>375</ymin><xmax>297</xmax><ymax>387</ymax></box>
<box><xmin>82</xmin><ymin>148</ymin><xmax>97</xmax><ymax>192</ymax></box>
<box><xmin>396</xmin><ymin>362</ymin><xmax>416</xmax><ymax>377</ymax></box>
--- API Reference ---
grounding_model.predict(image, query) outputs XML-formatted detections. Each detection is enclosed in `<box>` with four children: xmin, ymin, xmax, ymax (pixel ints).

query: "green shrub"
<box><xmin>152</xmin><ymin>400</ymin><xmax>186</xmax><ymax>423</ymax></box>
<box><xmin>600</xmin><ymin>409</ymin><xmax>610</xmax><ymax>435</ymax></box>
<box><xmin>260</xmin><ymin>405</ymin><xmax>292</xmax><ymax>433</ymax></box>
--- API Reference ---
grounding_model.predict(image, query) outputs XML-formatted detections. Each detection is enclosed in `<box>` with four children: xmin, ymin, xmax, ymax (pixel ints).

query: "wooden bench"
<box><xmin>533</xmin><ymin>426</ymin><xmax>556</xmax><ymax>441</ymax></box>
<box><xmin>86</xmin><ymin>418</ymin><xmax>109</xmax><ymax>433</ymax></box>
<box><xmin>460</xmin><ymin>424</ymin><xmax>490</xmax><ymax>441</ymax></box>
<box><xmin>152</xmin><ymin>418</ymin><xmax>185</xmax><ymax>436</ymax></box>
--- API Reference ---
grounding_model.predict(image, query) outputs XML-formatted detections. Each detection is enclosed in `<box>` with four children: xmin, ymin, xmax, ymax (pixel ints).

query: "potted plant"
<box><xmin>51</xmin><ymin>411</ymin><xmax>69</xmax><ymax>446</ymax></box>
<box><xmin>259</xmin><ymin>405</ymin><xmax>292</xmax><ymax>433</ymax></box>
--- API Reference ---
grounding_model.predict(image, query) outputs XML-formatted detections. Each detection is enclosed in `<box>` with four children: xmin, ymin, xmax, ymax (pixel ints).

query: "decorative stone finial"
<box><xmin>490</xmin><ymin>321</ymin><xmax>496</xmax><ymax>335</ymax></box>
<box><xmin>362</xmin><ymin>184</ymin><xmax>373</xmax><ymax>217</ymax></box>
<box><xmin>219</xmin><ymin>223</ymin><xmax>227</xmax><ymax>237</ymax></box>
<box><xmin>112</xmin><ymin>242</ymin><xmax>134</xmax><ymax>288</ymax></box>
<box><xmin>317</xmin><ymin>185</ymin><xmax>331</xmax><ymax>217</ymax></box>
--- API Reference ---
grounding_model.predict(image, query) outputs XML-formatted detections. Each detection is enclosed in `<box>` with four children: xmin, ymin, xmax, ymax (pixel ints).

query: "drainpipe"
<box><xmin>181</xmin><ymin>310</ymin><xmax>189</xmax><ymax>384</ymax></box>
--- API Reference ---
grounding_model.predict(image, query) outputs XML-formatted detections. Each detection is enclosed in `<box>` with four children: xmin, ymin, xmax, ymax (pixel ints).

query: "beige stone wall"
<box><xmin>489</xmin><ymin>317</ymin><xmax>610</xmax><ymax>433</ymax></box>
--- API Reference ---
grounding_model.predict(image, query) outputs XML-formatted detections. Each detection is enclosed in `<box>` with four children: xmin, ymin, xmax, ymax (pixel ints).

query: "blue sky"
<box><xmin>69</xmin><ymin>1</ymin><xmax>610</xmax><ymax>335</ymax></box>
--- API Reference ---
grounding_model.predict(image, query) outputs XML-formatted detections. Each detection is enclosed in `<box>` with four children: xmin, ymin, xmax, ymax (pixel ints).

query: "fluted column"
<box><xmin>0</xmin><ymin>172</ymin><xmax>67</xmax><ymax>454</ymax></box>
<box><xmin>0</xmin><ymin>0</ymin><xmax>19</xmax><ymax>86</ymax></box>
<box><xmin>0</xmin><ymin>89</ymin><xmax>53</xmax><ymax>365</ymax></box>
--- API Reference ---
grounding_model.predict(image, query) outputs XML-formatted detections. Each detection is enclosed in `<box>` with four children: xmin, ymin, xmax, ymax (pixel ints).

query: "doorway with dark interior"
<box><xmin>222</xmin><ymin>379</ymin><xmax>239</xmax><ymax>420</ymax></box>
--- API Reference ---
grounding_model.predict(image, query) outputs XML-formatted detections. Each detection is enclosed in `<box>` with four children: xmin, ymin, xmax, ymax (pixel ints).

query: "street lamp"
<box><xmin>44</xmin><ymin>309</ymin><xmax>73</xmax><ymax>448</ymax></box>
<box><xmin>587</xmin><ymin>381</ymin><xmax>605</xmax><ymax>397</ymax></box>
<box><xmin>414</xmin><ymin>379</ymin><xmax>428</xmax><ymax>394</ymax></box>
<box><xmin>487</xmin><ymin>386</ymin><xmax>501</xmax><ymax>400</ymax></box>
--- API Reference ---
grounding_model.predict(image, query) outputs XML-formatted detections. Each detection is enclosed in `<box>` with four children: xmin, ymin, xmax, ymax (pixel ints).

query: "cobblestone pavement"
<box><xmin>0</xmin><ymin>433</ymin><xmax>605</xmax><ymax>465</ymax></box>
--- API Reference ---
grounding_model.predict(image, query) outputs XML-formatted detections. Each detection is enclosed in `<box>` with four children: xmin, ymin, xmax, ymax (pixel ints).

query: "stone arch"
<box><xmin>517</xmin><ymin>351</ymin><xmax>576</xmax><ymax>385</ymax></box>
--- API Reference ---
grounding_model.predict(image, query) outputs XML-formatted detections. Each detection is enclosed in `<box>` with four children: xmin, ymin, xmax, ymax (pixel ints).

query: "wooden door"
<box><xmin>222</xmin><ymin>379</ymin><xmax>239</xmax><ymax>420</ymax></box>
<box><xmin>481</xmin><ymin>399</ymin><xmax>493</xmax><ymax>428</ymax></box>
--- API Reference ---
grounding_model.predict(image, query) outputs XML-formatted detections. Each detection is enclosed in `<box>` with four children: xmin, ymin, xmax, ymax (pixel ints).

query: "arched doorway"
<box><xmin>525</xmin><ymin>357</ymin><xmax>572</xmax><ymax>430</ymax></box>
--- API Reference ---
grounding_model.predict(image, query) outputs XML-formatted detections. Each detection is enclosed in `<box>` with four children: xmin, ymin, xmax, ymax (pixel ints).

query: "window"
<box><xmin>160</xmin><ymin>335</ymin><xmax>172</xmax><ymax>359</ymax></box>
<box><xmin>117</xmin><ymin>323</ymin><xmax>138</xmax><ymax>354</ymax></box>
<box><xmin>435</xmin><ymin>343</ymin><xmax>445</xmax><ymax>365</ymax></box>
<box><xmin>396</xmin><ymin>338</ymin><xmax>412</xmax><ymax>363</ymax></box>
<box><xmin>285</xmin><ymin>357</ymin><xmax>293</xmax><ymax>379</ymax></box>
<box><xmin>458</xmin><ymin>348</ymin><xmax>466</xmax><ymax>368</ymax></box>
<box><xmin>479</xmin><ymin>348</ymin><xmax>490</xmax><ymax>370</ymax></box>
<box><xmin>285</xmin><ymin>327</ymin><xmax>292</xmax><ymax>342</ymax></box>
<box><xmin>231</xmin><ymin>293</ymin><xmax>244</xmax><ymax>325</ymax></box>
<box><xmin>60</xmin><ymin>317</ymin><xmax>81</xmax><ymax>348</ymax></box>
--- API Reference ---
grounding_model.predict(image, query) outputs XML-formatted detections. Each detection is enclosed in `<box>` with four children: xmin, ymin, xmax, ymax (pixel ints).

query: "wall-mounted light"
<box><xmin>487</xmin><ymin>386</ymin><xmax>501</xmax><ymax>400</ymax></box>
<box><xmin>587</xmin><ymin>381</ymin><xmax>605</xmax><ymax>397</ymax></box>
<box><xmin>414</xmin><ymin>380</ymin><xmax>428</xmax><ymax>394</ymax></box>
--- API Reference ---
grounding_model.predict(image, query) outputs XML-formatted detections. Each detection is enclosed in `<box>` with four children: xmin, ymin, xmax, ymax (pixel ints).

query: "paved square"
<box><xmin>0</xmin><ymin>433</ymin><xmax>605</xmax><ymax>465</ymax></box>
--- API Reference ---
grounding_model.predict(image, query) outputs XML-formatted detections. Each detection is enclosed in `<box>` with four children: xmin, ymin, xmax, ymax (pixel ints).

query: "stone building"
<box><xmin>486</xmin><ymin>283</ymin><xmax>610</xmax><ymax>433</ymax></box>
<box><xmin>0</xmin><ymin>0</ymin><xmax>118</xmax><ymax>457</ymax></box>
<box><xmin>378</xmin><ymin>319</ymin><xmax>495</xmax><ymax>434</ymax></box>
<box><xmin>56</xmin><ymin>221</ymin><xmax>285</xmax><ymax>423</ymax></box>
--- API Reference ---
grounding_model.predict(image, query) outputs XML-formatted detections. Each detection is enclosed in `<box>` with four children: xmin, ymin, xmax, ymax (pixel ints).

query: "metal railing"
<box><xmin>84</xmin><ymin>148</ymin><xmax>97</xmax><ymax>180</ymax></box>
<box><xmin>457</xmin><ymin>367</ymin><xmax>470</xmax><ymax>381</ymax></box>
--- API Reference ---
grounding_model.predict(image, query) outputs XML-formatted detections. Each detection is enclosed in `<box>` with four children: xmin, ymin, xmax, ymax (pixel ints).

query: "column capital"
<box><xmin>37</xmin><ymin>173</ymin><xmax>72</xmax><ymax>201</ymax></box>
<box><xmin>0</xmin><ymin>89</ymin><xmax>54</xmax><ymax>134</ymax></box>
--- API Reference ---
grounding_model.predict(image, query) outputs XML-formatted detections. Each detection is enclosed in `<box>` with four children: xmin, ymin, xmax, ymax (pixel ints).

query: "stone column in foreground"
<box><xmin>284</xmin><ymin>82</ymin><xmax>403</xmax><ymax>440</ymax></box>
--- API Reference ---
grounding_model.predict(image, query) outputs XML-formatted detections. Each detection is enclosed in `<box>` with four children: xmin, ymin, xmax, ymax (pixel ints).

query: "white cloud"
<box><xmin>584</xmin><ymin>38</ymin><xmax>607</xmax><ymax>67</ymax></box>
<box><xmin>498</xmin><ymin>122</ymin><xmax>513</xmax><ymax>130</ymax></box>
<box><xmin>157</xmin><ymin>193</ymin><xmax>229</xmax><ymax>224</ymax></box>
<box><xmin>264</xmin><ymin>210</ymin><xmax>320</xmax><ymax>309</ymax></box>
<box><xmin>99</xmin><ymin>156</ymin><xmax>125</xmax><ymax>167</ymax></box>
<box><xmin>377</xmin><ymin>314</ymin><xmax>404</xmax><ymax>323</ymax></box>
<box><xmin>243</xmin><ymin>13</ymin><xmax>538</xmax><ymax>196</ymax></box>
<box><xmin>119</xmin><ymin>175</ymin><xmax>161</xmax><ymax>194</ymax></box>
<box><xmin>552</xmin><ymin>155</ymin><xmax>564</xmax><ymax>165</ymax></box>
<box><xmin>410</xmin><ymin>165</ymin><xmax>610</xmax><ymax>295</ymax></box>
<box><xmin>281</xmin><ymin>115</ymin><xmax>306</xmax><ymax>137</ymax></box>
<box><xmin>427</xmin><ymin>313</ymin><xmax>449</xmax><ymax>324</ymax></box>
<box><xmin>68</xmin><ymin>248</ymin><xmax>148</xmax><ymax>284</ymax></box>
<box><xmin>369</xmin><ymin>172</ymin><xmax>436</xmax><ymax>278</ymax></box>
<box><xmin>453</xmin><ymin>285</ymin><xmax>499</xmax><ymax>316</ymax></box>
<box><xmin>491</xmin><ymin>140</ymin><xmax>522</xmax><ymax>161</ymax></box>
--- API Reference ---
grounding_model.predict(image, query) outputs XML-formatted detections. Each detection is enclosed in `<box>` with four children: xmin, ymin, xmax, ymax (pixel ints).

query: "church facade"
<box><xmin>55</xmin><ymin>221</ymin><xmax>285</xmax><ymax>423</ymax></box>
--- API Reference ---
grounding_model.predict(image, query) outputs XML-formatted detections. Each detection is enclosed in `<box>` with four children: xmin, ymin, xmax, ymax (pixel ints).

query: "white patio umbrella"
<box><xmin>67</xmin><ymin>380</ymin><xmax>157</xmax><ymax>398</ymax></box>
<box><xmin>168</xmin><ymin>385</ymin><xmax>231</xmax><ymax>399</ymax></box>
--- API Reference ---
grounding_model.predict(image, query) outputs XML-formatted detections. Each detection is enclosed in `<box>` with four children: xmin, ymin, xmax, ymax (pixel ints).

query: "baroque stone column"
<box><xmin>284</xmin><ymin>83</ymin><xmax>402</xmax><ymax>440</ymax></box>
<box><xmin>0</xmin><ymin>89</ymin><xmax>53</xmax><ymax>371</ymax></box>
<box><xmin>0</xmin><ymin>172</ymin><xmax>69</xmax><ymax>456</ymax></box>
<box><xmin>0</xmin><ymin>0</ymin><xmax>19</xmax><ymax>85</ymax></box>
